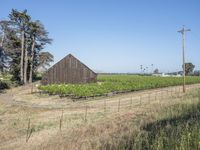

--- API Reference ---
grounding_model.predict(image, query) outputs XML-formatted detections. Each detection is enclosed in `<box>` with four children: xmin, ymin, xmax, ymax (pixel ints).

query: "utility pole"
<box><xmin>178</xmin><ymin>26</ymin><xmax>191</xmax><ymax>93</ymax></box>
<box><xmin>140</xmin><ymin>65</ymin><xmax>143</xmax><ymax>74</ymax></box>
<box><xmin>151</xmin><ymin>64</ymin><xmax>154</xmax><ymax>74</ymax></box>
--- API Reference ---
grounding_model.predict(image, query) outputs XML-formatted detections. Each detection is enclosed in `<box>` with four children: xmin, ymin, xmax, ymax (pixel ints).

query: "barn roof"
<box><xmin>47</xmin><ymin>53</ymin><xmax>97</xmax><ymax>75</ymax></box>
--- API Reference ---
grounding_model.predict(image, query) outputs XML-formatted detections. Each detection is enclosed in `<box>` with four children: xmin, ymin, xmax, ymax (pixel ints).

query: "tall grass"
<box><xmin>118</xmin><ymin>95</ymin><xmax>200</xmax><ymax>150</ymax></box>
<box><xmin>39</xmin><ymin>90</ymin><xmax>200</xmax><ymax>150</ymax></box>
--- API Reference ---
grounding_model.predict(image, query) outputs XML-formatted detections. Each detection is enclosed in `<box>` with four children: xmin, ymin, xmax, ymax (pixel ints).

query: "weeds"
<box><xmin>120</xmin><ymin>98</ymin><xmax>200</xmax><ymax>150</ymax></box>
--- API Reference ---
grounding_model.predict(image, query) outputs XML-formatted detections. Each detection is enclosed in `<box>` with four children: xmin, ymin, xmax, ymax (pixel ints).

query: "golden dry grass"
<box><xmin>0</xmin><ymin>83</ymin><xmax>199</xmax><ymax>150</ymax></box>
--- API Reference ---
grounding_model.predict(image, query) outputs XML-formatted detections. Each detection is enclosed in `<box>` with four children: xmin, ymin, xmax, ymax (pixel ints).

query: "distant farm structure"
<box><xmin>41</xmin><ymin>54</ymin><xmax>97</xmax><ymax>85</ymax></box>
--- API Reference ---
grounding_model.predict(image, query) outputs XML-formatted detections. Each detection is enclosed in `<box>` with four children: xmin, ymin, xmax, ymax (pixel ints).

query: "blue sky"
<box><xmin>0</xmin><ymin>0</ymin><xmax>200</xmax><ymax>73</ymax></box>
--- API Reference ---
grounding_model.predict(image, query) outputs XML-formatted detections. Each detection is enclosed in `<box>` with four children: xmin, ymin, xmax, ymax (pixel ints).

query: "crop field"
<box><xmin>38</xmin><ymin>75</ymin><xmax>200</xmax><ymax>98</ymax></box>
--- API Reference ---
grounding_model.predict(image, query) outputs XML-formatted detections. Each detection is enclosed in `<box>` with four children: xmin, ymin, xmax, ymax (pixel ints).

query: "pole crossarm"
<box><xmin>178</xmin><ymin>28</ymin><xmax>191</xmax><ymax>34</ymax></box>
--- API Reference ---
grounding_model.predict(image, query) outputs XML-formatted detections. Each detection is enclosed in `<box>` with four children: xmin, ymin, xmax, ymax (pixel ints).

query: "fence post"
<box><xmin>84</xmin><ymin>105</ymin><xmax>88</xmax><ymax>122</ymax></box>
<box><xmin>155</xmin><ymin>92</ymin><xmax>157</xmax><ymax>102</ymax></box>
<box><xmin>59</xmin><ymin>109</ymin><xmax>64</xmax><ymax>131</ymax></box>
<box><xmin>104</xmin><ymin>99</ymin><xmax>106</xmax><ymax>114</ymax></box>
<box><xmin>130</xmin><ymin>97</ymin><xmax>133</xmax><ymax>108</ymax></box>
<box><xmin>171</xmin><ymin>88</ymin><xmax>173</xmax><ymax>97</ymax></box>
<box><xmin>148</xmin><ymin>93</ymin><xmax>150</xmax><ymax>104</ymax></box>
<box><xmin>26</xmin><ymin>118</ymin><xmax>33</xmax><ymax>143</ymax></box>
<box><xmin>118</xmin><ymin>99</ymin><xmax>121</xmax><ymax>112</ymax></box>
<box><xmin>179</xmin><ymin>87</ymin><xmax>181</xmax><ymax>97</ymax></box>
<box><xmin>158</xmin><ymin>92</ymin><xmax>161</xmax><ymax>104</ymax></box>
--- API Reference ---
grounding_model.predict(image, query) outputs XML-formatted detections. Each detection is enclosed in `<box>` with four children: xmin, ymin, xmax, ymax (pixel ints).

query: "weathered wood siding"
<box><xmin>41</xmin><ymin>54</ymin><xmax>97</xmax><ymax>85</ymax></box>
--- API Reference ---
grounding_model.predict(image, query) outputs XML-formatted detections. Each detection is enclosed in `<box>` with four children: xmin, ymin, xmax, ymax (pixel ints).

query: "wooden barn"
<box><xmin>41</xmin><ymin>54</ymin><xmax>97</xmax><ymax>85</ymax></box>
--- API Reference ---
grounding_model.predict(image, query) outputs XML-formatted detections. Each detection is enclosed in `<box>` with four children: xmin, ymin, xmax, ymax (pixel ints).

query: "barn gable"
<box><xmin>41</xmin><ymin>54</ymin><xmax>97</xmax><ymax>85</ymax></box>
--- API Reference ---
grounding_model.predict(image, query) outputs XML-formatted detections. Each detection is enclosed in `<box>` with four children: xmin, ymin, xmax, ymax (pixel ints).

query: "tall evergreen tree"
<box><xmin>0</xmin><ymin>21</ymin><xmax>12</xmax><ymax>73</ymax></box>
<box><xmin>9</xmin><ymin>9</ymin><xmax>31</xmax><ymax>84</ymax></box>
<box><xmin>0</xmin><ymin>9</ymin><xmax>53</xmax><ymax>83</ymax></box>
<box><xmin>37</xmin><ymin>51</ymin><xmax>54</xmax><ymax>71</ymax></box>
<box><xmin>0</xmin><ymin>47</ymin><xmax>8</xmax><ymax>72</ymax></box>
<box><xmin>27</xmin><ymin>21</ymin><xmax>52</xmax><ymax>83</ymax></box>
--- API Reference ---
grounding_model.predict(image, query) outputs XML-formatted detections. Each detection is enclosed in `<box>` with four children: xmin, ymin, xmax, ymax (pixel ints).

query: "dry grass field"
<box><xmin>0</xmin><ymin>83</ymin><xmax>200</xmax><ymax>150</ymax></box>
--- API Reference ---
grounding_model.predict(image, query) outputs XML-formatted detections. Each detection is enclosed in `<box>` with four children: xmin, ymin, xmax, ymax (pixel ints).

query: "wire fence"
<box><xmin>44</xmin><ymin>84</ymin><xmax>200</xmax><ymax>113</ymax></box>
<box><xmin>12</xmin><ymin>83</ymin><xmax>200</xmax><ymax>143</ymax></box>
<box><xmin>87</xmin><ymin>85</ymin><xmax>199</xmax><ymax>112</ymax></box>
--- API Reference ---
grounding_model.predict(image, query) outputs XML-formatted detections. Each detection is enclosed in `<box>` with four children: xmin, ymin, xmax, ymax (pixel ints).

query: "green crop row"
<box><xmin>38</xmin><ymin>75</ymin><xmax>200</xmax><ymax>98</ymax></box>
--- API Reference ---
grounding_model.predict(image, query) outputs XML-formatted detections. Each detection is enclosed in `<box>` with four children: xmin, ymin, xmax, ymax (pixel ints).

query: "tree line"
<box><xmin>0</xmin><ymin>9</ymin><xmax>53</xmax><ymax>84</ymax></box>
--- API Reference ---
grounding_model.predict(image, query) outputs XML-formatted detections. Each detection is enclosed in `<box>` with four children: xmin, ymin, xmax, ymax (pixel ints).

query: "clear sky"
<box><xmin>0</xmin><ymin>0</ymin><xmax>200</xmax><ymax>73</ymax></box>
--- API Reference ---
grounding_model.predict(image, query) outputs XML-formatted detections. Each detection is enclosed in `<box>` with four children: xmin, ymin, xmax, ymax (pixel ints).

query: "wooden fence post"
<box><xmin>155</xmin><ymin>92</ymin><xmax>157</xmax><ymax>101</ymax></box>
<box><xmin>59</xmin><ymin>109</ymin><xmax>64</xmax><ymax>131</ymax></box>
<box><xmin>104</xmin><ymin>99</ymin><xmax>106</xmax><ymax>114</ymax></box>
<box><xmin>130</xmin><ymin>97</ymin><xmax>133</xmax><ymax>108</ymax></box>
<box><xmin>179</xmin><ymin>87</ymin><xmax>181</xmax><ymax>97</ymax></box>
<box><xmin>158</xmin><ymin>92</ymin><xmax>161</xmax><ymax>104</ymax></box>
<box><xmin>118</xmin><ymin>99</ymin><xmax>121</xmax><ymax>112</ymax></box>
<box><xmin>84</xmin><ymin>105</ymin><xmax>88</xmax><ymax>122</ymax></box>
<box><xmin>26</xmin><ymin>118</ymin><xmax>33</xmax><ymax>143</ymax></box>
<box><xmin>171</xmin><ymin>89</ymin><xmax>173</xmax><ymax>97</ymax></box>
<box><xmin>148</xmin><ymin>93</ymin><xmax>150</xmax><ymax>104</ymax></box>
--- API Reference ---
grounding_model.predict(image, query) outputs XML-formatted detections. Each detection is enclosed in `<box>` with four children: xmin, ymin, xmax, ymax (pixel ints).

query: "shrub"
<box><xmin>0</xmin><ymin>80</ymin><xmax>10</xmax><ymax>90</ymax></box>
